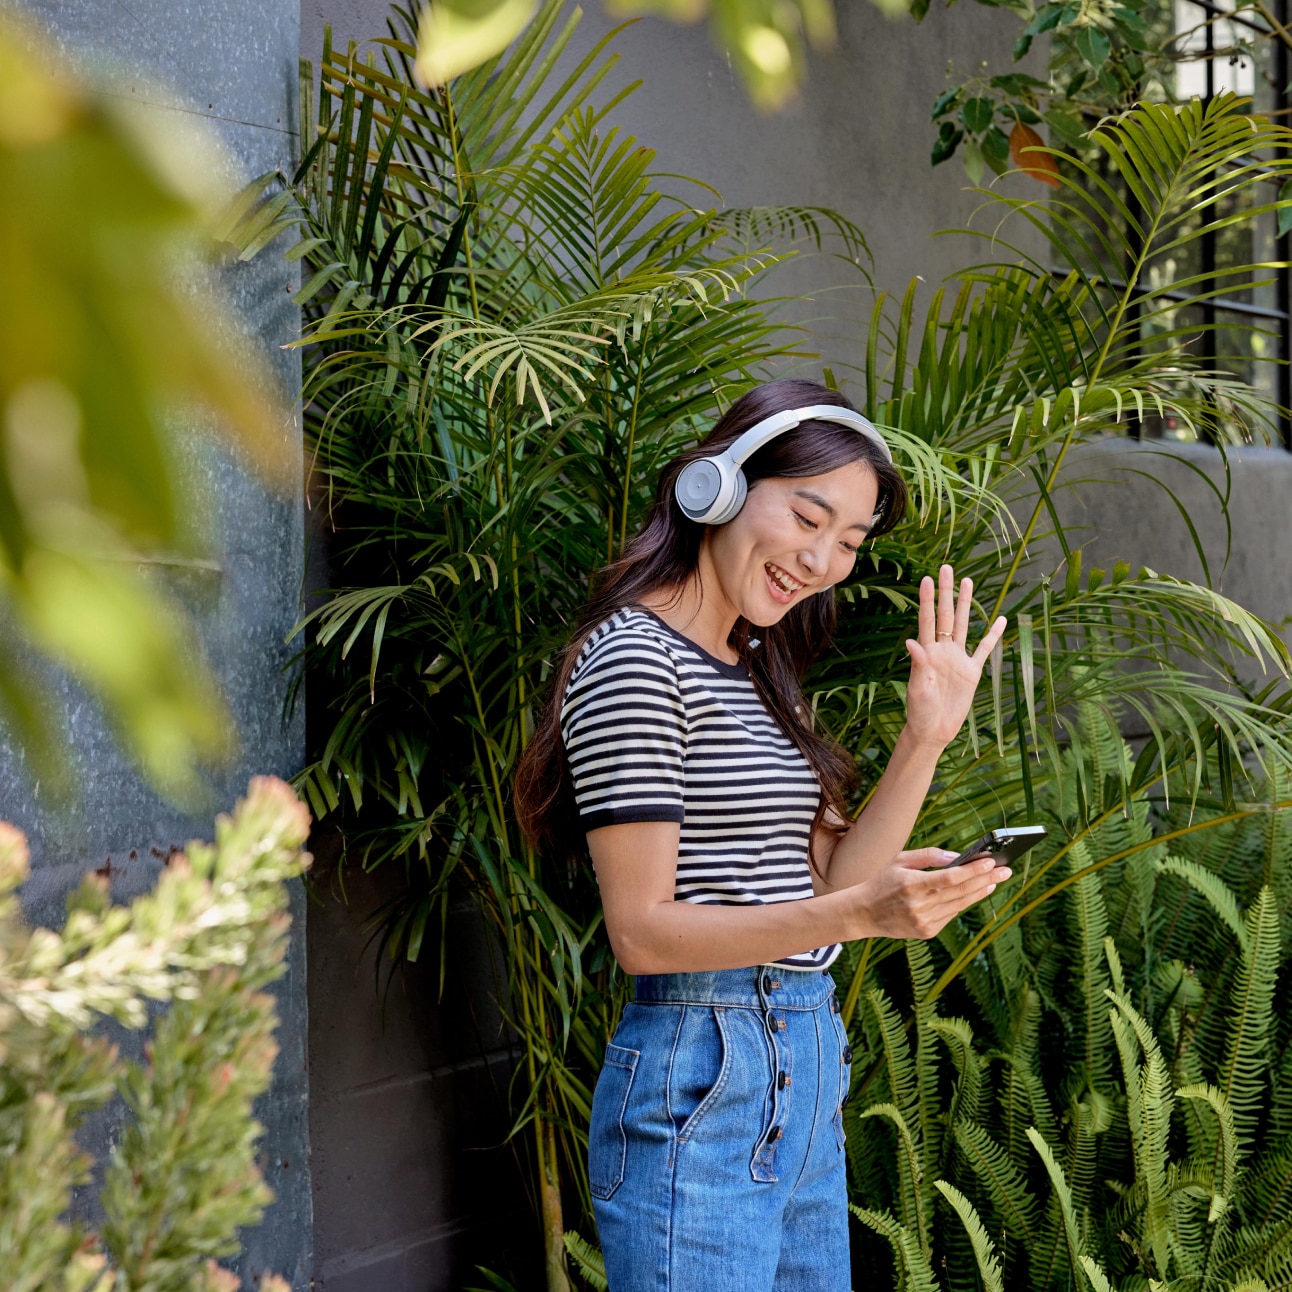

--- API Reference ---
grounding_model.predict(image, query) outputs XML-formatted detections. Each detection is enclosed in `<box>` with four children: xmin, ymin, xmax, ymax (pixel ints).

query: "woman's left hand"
<box><xmin>903</xmin><ymin>564</ymin><xmax>1007</xmax><ymax>751</ymax></box>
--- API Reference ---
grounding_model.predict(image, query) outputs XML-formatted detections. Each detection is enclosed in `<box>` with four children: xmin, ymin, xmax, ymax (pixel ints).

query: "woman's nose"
<box><xmin>798</xmin><ymin>542</ymin><xmax>827</xmax><ymax>576</ymax></box>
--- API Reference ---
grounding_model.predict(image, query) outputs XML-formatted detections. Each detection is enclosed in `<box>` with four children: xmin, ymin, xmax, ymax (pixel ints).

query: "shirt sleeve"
<box><xmin>560</xmin><ymin>626</ymin><xmax>687</xmax><ymax>830</ymax></box>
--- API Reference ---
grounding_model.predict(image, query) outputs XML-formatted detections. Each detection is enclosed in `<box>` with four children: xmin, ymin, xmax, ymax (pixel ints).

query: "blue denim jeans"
<box><xmin>589</xmin><ymin>966</ymin><xmax>853</xmax><ymax>1291</ymax></box>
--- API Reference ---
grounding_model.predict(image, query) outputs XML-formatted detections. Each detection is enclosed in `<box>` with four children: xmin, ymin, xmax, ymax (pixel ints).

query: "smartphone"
<box><xmin>951</xmin><ymin>824</ymin><xmax>1047</xmax><ymax>868</ymax></box>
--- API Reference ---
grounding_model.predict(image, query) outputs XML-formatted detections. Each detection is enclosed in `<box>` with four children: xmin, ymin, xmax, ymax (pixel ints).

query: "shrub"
<box><xmin>0</xmin><ymin>776</ymin><xmax>310</xmax><ymax>1291</ymax></box>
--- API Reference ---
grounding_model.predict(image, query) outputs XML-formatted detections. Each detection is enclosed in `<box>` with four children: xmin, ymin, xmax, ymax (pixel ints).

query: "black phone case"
<box><xmin>952</xmin><ymin>830</ymin><xmax>1044</xmax><ymax>868</ymax></box>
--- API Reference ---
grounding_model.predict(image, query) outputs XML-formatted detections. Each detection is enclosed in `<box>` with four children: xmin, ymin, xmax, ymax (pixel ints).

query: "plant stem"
<box><xmin>541</xmin><ymin>1108</ymin><xmax>570</xmax><ymax>1291</ymax></box>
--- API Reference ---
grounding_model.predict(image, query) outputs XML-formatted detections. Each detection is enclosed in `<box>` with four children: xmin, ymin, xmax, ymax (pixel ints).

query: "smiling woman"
<box><xmin>514</xmin><ymin>378</ymin><xmax>1010</xmax><ymax>1290</ymax></box>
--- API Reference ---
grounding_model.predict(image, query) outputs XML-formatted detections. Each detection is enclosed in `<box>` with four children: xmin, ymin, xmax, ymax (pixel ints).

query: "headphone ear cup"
<box><xmin>675</xmin><ymin>456</ymin><xmax>726</xmax><ymax>522</ymax></box>
<box><xmin>710</xmin><ymin>468</ymin><xmax>747</xmax><ymax>525</ymax></box>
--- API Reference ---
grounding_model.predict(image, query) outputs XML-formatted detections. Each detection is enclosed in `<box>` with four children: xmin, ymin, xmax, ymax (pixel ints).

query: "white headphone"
<box><xmin>673</xmin><ymin>404</ymin><xmax>893</xmax><ymax>525</ymax></box>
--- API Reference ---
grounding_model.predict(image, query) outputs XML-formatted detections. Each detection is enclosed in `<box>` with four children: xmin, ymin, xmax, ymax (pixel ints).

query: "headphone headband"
<box><xmin>726</xmin><ymin>404</ymin><xmax>893</xmax><ymax>467</ymax></box>
<box><xmin>673</xmin><ymin>403</ymin><xmax>892</xmax><ymax>525</ymax></box>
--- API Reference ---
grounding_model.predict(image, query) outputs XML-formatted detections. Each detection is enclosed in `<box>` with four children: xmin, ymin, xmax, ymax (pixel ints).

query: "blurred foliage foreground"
<box><xmin>0</xmin><ymin>13</ymin><xmax>289</xmax><ymax>802</ymax></box>
<box><xmin>0</xmin><ymin>777</ymin><xmax>310</xmax><ymax>1292</ymax></box>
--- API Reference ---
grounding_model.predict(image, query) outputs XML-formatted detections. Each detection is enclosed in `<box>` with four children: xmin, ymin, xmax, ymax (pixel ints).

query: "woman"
<box><xmin>515</xmin><ymin>379</ymin><xmax>1010</xmax><ymax>1291</ymax></box>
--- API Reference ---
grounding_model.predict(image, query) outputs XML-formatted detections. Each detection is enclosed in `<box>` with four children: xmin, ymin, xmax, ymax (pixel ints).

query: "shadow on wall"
<box><xmin>306</xmin><ymin>827</ymin><xmax>542</xmax><ymax>1292</ymax></box>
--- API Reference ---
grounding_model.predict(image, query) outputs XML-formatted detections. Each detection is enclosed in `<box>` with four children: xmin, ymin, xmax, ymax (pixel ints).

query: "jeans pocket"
<box><xmin>670</xmin><ymin>1005</ymin><xmax>728</xmax><ymax>1143</ymax></box>
<box><xmin>589</xmin><ymin>1043</ymin><xmax>639</xmax><ymax>1201</ymax></box>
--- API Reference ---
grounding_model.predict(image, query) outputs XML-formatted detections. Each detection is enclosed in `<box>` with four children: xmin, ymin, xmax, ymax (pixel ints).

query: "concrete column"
<box><xmin>0</xmin><ymin>0</ymin><xmax>309</xmax><ymax>1285</ymax></box>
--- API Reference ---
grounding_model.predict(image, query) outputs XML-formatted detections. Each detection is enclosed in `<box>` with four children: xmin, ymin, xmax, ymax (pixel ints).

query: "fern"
<box><xmin>934</xmin><ymin>1181</ymin><xmax>1005</xmax><ymax>1292</ymax></box>
<box><xmin>952</xmin><ymin>1121</ymin><xmax>1039</xmax><ymax>1246</ymax></box>
<box><xmin>1028</xmin><ymin>1126</ymin><xmax>1091</xmax><ymax>1290</ymax></box>
<box><xmin>1225</xmin><ymin>890</ymin><xmax>1281</xmax><ymax>1146</ymax></box>
<box><xmin>1108</xmin><ymin>991</ymin><xmax>1175</xmax><ymax>1277</ymax></box>
<box><xmin>850</xmin><ymin>1207</ymin><xmax>941</xmax><ymax>1292</ymax></box>
<box><xmin>562</xmin><ymin>1230</ymin><xmax>607</xmax><ymax>1291</ymax></box>
<box><xmin>861</xmin><ymin>1103</ymin><xmax>930</xmax><ymax>1259</ymax></box>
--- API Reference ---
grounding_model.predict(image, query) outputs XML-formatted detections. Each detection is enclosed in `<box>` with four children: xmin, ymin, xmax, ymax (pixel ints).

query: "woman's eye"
<box><xmin>841</xmin><ymin>542</ymin><xmax>859</xmax><ymax>555</ymax></box>
<box><xmin>793</xmin><ymin>512</ymin><xmax>817</xmax><ymax>530</ymax></box>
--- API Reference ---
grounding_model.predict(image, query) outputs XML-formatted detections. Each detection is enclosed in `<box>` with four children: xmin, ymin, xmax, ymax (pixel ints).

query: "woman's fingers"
<box><xmin>917</xmin><ymin>574</ymin><xmax>936</xmax><ymax>645</ymax></box>
<box><xmin>931</xmin><ymin>856</ymin><xmax>1009</xmax><ymax>904</ymax></box>
<box><xmin>936</xmin><ymin>564</ymin><xmax>956</xmax><ymax>638</ymax></box>
<box><xmin>972</xmin><ymin>614</ymin><xmax>1009</xmax><ymax>665</ymax></box>
<box><xmin>953</xmin><ymin>577</ymin><xmax>973</xmax><ymax>644</ymax></box>
<box><xmin>897</xmin><ymin>846</ymin><xmax>961</xmax><ymax>869</ymax></box>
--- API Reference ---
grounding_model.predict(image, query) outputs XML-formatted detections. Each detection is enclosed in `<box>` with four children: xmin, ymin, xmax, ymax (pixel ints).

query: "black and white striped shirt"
<box><xmin>560</xmin><ymin>606</ymin><xmax>839</xmax><ymax>971</ymax></box>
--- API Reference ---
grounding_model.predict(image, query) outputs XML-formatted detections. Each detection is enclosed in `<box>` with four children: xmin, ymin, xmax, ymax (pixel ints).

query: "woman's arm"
<box><xmin>589</xmin><ymin>820</ymin><xmax>1008</xmax><ymax>974</ymax></box>
<box><xmin>815</xmin><ymin>563</ymin><xmax>1007</xmax><ymax>892</ymax></box>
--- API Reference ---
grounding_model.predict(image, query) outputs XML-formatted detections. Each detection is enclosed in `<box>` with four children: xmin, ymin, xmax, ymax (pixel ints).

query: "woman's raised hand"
<box><xmin>904</xmin><ymin>564</ymin><xmax>1007</xmax><ymax>752</ymax></box>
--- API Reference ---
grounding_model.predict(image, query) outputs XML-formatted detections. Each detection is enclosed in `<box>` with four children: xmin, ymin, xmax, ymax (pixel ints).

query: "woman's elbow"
<box><xmin>606</xmin><ymin>922</ymin><xmax>665</xmax><ymax>976</ymax></box>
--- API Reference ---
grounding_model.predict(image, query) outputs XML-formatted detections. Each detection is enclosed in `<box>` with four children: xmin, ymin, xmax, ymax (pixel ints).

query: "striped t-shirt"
<box><xmin>560</xmin><ymin>606</ymin><xmax>839</xmax><ymax>971</ymax></box>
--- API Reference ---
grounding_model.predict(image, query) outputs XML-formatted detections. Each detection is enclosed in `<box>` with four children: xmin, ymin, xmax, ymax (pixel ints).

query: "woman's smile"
<box><xmin>764</xmin><ymin>560</ymin><xmax>807</xmax><ymax>603</ymax></box>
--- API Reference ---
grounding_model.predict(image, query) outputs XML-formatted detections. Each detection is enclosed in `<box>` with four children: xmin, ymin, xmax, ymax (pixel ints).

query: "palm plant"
<box><xmin>228</xmin><ymin>3</ymin><xmax>1292</xmax><ymax>1279</ymax></box>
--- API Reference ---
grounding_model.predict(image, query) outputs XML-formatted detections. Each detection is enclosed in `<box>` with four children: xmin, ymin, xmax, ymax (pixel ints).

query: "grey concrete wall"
<box><xmin>306</xmin><ymin>834</ymin><xmax>537</xmax><ymax>1291</ymax></box>
<box><xmin>0</xmin><ymin>0</ymin><xmax>310</xmax><ymax>1285</ymax></box>
<box><xmin>1051</xmin><ymin>439</ymin><xmax>1292</xmax><ymax>665</ymax></box>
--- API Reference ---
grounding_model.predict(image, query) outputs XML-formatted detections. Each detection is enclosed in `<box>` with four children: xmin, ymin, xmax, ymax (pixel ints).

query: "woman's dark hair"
<box><xmin>514</xmin><ymin>378</ymin><xmax>908</xmax><ymax>862</ymax></box>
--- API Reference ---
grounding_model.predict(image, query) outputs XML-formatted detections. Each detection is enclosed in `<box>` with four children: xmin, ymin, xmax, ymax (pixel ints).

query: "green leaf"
<box><xmin>1279</xmin><ymin>178</ymin><xmax>1292</xmax><ymax>237</ymax></box>
<box><xmin>934</xmin><ymin>1182</ymin><xmax>1004</xmax><ymax>1292</ymax></box>
<box><xmin>932</xmin><ymin>87</ymin><xmax>962</xmax><ymax>119</ymax></box>
<box><xmin>1044</xmin><ymin>108</ymin><xmax>1087</xmax><ymax>146</ymax></box>
<box><xmin>1074</xmin><ymin>24</ymin><xmax>1112</xmax><ymax>68</ymax></box>
<box><xmin>981</xmin><ymin>125</ymin><xmax>1011</xmax><ymax>173</ymax></box>
<box><xmin>562</xmin><ymin>1231</ymin><xmax>607</xmax><ymax>1290</ymax></box>
<box><xmin>962</xmin><ymin>96</ymin><xmax>995</xmax><ymax>133</ymax></box>
<box><xmin>933</xmin><ymin>121</ymin><xmax>965</xmax><ymax>166</ymax></box>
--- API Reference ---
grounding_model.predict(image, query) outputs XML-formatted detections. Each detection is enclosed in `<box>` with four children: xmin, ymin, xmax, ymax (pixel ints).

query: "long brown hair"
<box><xmin>514</xmin><ymin>379</ymin><xmax>908</xmax><ymax>859</ymax></box>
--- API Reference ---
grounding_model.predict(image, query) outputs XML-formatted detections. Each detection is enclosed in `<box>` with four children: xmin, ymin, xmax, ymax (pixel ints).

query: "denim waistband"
<box><xmin>632</xmin><ymin>965</ymin><xmax>837</xmax><ymax>1010</ymax></box>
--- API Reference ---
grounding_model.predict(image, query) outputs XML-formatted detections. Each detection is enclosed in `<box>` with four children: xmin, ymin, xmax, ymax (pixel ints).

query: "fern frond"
<box><xmin>1156</xmin><ymin>856</ymin><xmax>1250</xmax><ymax>953</ymax></box>
<box><xmin>562</xmin><ymin>1231</ymin><xmax>607</xmax><ymax>1290</ymax></box>
<box><xmin>1176</xmin><ymin>1084</ymin><xmax>1237</xmax><ymax>1219</ymax></box>
<box><xmin>908</xmin><ymin>941</ymin><xmax>943</xmax><ymax>1206</ymax></box>
<box><xmin>849</xmin><ymin>1206</ymin><xmax>940</xmax><ymax>1292</ymax></box>
<box><xmin>1028</xmin><ymin>1126</ymin><xmax>1090</xmax><ymax>1289</ymax></box>
<box><xmin>1065</xmin><ymin>835</ymin><xmax>1114</xmax><ymax>1094</ymax></box>
<box><xmin>1109</xmin><ymin>993</ymin><xmax>1175</xmax><ymax>1276</ymax></box>
<box><xmin>1219</xmin><ymin>888</ymin><xmax>1280</xmax><ymax>1148</ymax></box>
<box><xmin>867</xmin><ymin>987</ymin><xmax>918</xmax><ymax>1118</ymax></box>
<box><xmin>861</xmin><ymin>1103</ymin><xmax>929</xmax><ymax>1258</ymax></box>
<box><xmin>929</xmin><ymin>1017</ymin><xmax>983</xmax><ymax>1129</ymax></box>
<box><xmin>934</xmin><ymin>1181</ymin><xmax>1004</xmax><ymax>1292</ymax></box>
<box><xmin>953</xmin><ymin>1121</ymin><xmax>1040</xmax><ymax>1243</ymax></box>
<box><xmin>1079</xmin><ymin>1254</ymin><xmax>1116</xmax><ymax>1292</ymax></box>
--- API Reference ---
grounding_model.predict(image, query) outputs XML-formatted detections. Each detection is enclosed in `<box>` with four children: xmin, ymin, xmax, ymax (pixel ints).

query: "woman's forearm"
<box><xmin>609</xmin><ymin>887</ymin><xmax>873</xmax><ymax>975</ymax></box>
<box><xmin>819</xmin><ymin>725</ymin><xmax>945</xmax><ymax>891</ymax></box>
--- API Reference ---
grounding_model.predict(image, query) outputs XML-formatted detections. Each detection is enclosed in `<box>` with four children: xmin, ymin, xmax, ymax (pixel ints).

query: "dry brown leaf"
<box><xmin>1009</xmin><ymin>122</ymin><xmax>1060</xmax><ymax>187</ymax></box>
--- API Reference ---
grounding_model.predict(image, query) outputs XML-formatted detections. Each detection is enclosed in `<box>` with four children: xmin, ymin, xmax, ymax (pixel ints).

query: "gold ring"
<box><xmin>937</xmin><ymin>631</ymin><xmax>953</xmax><ymax>639</ymax></box>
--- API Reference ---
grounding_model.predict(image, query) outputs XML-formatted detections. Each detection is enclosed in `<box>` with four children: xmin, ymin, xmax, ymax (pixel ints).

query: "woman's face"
<box><xmin>700</xmin><ymin>460</ymin><xmax>880</xmax><ymax>628</ymax></box>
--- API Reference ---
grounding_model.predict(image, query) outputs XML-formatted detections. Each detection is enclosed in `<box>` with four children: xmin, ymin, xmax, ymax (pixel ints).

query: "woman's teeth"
<box><xmin>766</xmin><ymin>563</ymin><xmax>803</xmax><ymax>597</ymax></box>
